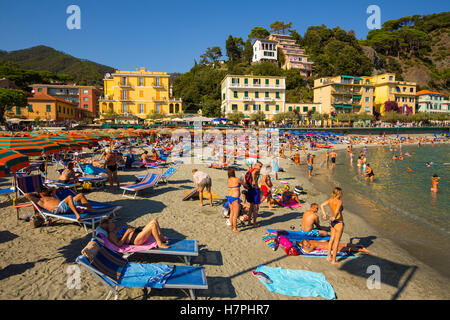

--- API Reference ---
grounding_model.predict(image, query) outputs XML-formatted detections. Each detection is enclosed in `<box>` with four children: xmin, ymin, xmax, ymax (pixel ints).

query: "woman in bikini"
<box><xmin>320</xmin><ymin>187</ymin><xmax>344</xmax><ymax>265</ymax></box>
<box><xmin>260</xmin><ymin>166</ymin><xmax>274</xmax><ymax>210</ymax></box>
<box><xmin>227</xmin><ymin>167</ymin><xmax>241</xmax><ymax>233</ymax></box>
<box><xmin>104</xmin><ymin>149</ymin><xmax>120</xmax><ymax>190</ymax></box>
<box><xmin>59</xmin><ymin>162</ymin><xmax>80</xmax><ymax>184</ymax></box>
<box><xmin>298</xmin><ymin>239</ymin><xmax>370</xmax><ymax>254</ymax></box>
<box><xmin>99</xmin><ymin>217</ymin><xmax>169</xmax><ymax>248</ymax></box>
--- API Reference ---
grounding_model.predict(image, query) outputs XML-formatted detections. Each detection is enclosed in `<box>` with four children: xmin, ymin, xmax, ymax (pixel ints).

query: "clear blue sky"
<box><xmin>1</xmin><ymin>0</ymin><xmax>448</xmax><ymax>73</ymax></box>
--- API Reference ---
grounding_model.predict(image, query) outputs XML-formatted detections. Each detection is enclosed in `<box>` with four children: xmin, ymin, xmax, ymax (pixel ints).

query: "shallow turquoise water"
<box><xmin>334</xmin><ymin>144</ymin><xmax>449</xmax><ymax>235</ymax></box>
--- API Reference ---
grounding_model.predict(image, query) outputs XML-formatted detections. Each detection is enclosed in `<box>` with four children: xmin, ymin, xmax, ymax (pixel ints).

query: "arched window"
<box><xmin>169</xmin><ymin>104</ymin><xmax>174</xmax><ymax>113</ymax></box>
<box><xmin>175</xmin><ymin>104</ymin><xmax>179</xmax><ymax>113</ymax></box>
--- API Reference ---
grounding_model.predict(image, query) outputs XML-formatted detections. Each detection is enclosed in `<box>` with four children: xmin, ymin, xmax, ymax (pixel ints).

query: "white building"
<box><xmin>252</xmin><ymin>39</ymin><xmax>278</xmax><ymax>64</ymax></box>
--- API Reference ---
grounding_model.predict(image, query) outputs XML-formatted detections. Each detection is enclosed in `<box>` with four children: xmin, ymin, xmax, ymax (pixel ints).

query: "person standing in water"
<box><xmin>431</xmin><ymin>174</ymin><xmax>440</xmax><ymax>193</ymax></box>
<box><xmin>320</xmin><ymin>187</ymin><xmax>344</xmax><ymax>265</ymax></box>
<box><xmin>330</xmin><ymin>150</ymin><xmax>337</xmax><ymax>167</ymax></box>
<box><xmin>364</xmin><ymin>163</ymin><xmax>375</xmax><ymax>182</ymax></box>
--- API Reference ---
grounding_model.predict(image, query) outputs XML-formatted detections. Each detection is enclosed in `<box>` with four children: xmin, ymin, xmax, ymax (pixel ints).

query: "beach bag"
<box><xmin>222</xmin><ymin>206</ymin><xmax>230</xmax><ymax>218</ymax></box>
<box><xmin>278</xmin><ymin>235</ymin><xmax>293</xmax><ymax>250</ymax></box>
<box><xmin>294</xmin><ymin>186</ymin><xmax>303</xmax><ymax>195</ymax></box>
<box><xmin>31</xmin><ymin>213</ymin><xmax>45</xmax><ymax>228</ymax></box>
<box><xmin>262</xmin><ymin>231</ymin><xmax>279</xmax><ymax>251</ymax></box>
<box><xmin>82</xmin><ymin>181</ymin><xmax>92</xmax><ymax>190</ymax></box>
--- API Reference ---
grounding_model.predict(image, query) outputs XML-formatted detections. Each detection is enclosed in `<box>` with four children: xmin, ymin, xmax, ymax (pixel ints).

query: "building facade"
<box><xmin>313</xmin><ymin>75</ymin><xmax>374</xmax><ymax>115</ymax></box>
<box><xmin>268</xmin><ymin>34</ymin><xmax>313</xmax><ymax>77</ymax></box>
<box><xmin>368</xmin><ymin>73</ymin><xmax>417</xmax><ymax>114</ymax></box>
<box><xmin>416</xmin><ymin>90</ymin><xmax>449</xmax><ymax>113</ymax></box>
<box><xmin>30</xmin><ymin>84</ymin><xmax>99</xmax><ymax>120</ymax></box>
<box><xmin>221</xmin><ymin>75</ymin><xmax>286</xmax><ymax>120</ymax></box>
<box><xmin>6</xmin><ymin>93</ymin><xmax>80</xmax><ymax>122</ymax></box>
<box><xmin>99</xmin><ymin>67</ymin><xmax>182</xmax><ymax>121</ymax></box>
<box><xmin>252</xmin><ymin>39</ymin><xmax>278</xmax><ymax>64</ymax></box>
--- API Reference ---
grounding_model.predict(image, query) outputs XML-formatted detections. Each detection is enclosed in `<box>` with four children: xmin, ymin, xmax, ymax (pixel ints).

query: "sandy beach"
<box><xmin>0</xmin><ymin>135</ymin><xmax>449</xmax><ymax>300</ymax></box>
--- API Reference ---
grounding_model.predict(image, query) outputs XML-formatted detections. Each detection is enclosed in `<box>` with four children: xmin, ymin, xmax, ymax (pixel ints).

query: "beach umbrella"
<box><xmin>0</xmin><ymin>147</ymin><xmax>30</xmax><ymax>177</ymax></box>
<box><xmin>0</xmin><ymin>135</ymin><xmax>61</xmax><ymax>156</ymax></box>
<box><xmin>32</xmin><ymin>132</ymin><xmax>82</xmax><ymax>150</ymax></box>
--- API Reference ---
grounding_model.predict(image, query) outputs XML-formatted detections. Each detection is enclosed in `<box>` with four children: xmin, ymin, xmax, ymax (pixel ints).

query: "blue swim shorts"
<box><xmin>246</xmin><ymin>188</ymin><xmax>261</xmax><ymax>205</ymax></box>
<box><xmin>299</xmin><ymin>227</ymin><xmax>319</xmax><ymax>237</ymax></box>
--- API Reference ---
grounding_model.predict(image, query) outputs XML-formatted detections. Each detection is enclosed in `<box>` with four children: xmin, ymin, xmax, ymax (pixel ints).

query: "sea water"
<box><xmin>313</xmin><ymin>144</ymin><xmax>450</xmax><ymax>279</ymax></box>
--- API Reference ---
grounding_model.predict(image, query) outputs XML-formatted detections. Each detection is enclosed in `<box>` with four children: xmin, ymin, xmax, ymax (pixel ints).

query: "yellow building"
<box><xmin>221</xmin><ymin>75</ymin><xmax>285</xmax><ymax>120</ymax></box>
<box><xmin>313</xmin><ymin>75</ymin><xmax>374</xmax><ymax>115</ymax></box>
<box><xmin>6</xmin><ymin>93</ymin><xmax>81</xmax><ymax>122</ymax></box>
<box><xmin>367</xmin><ymin>73</ymin><xmax>416</xmax><ymax>114</ymax></box>
<box><xmin>99</xmin><ymin>67</ymin><xmax>182</xmax><ymax>121</ymax></box>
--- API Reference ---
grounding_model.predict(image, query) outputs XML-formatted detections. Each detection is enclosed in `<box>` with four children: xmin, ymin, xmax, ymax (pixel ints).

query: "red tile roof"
<box><xmin>28</xmin><ymin>93</ymin><xmax>75</xmax><ymax>105</ymax></box>
<box><xmin>416</xmin><ymin>90</ymin><xmax>444</xmax><ymax>96</ymax></box>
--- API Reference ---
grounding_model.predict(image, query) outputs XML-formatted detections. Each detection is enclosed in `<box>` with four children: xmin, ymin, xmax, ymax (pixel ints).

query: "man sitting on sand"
<box><xmin>297</xmin><ymin>239</ymin><xmax>370</xmax><ymax>254</ymax></box>
<box><xmin>25</xmin><ymin>187</ymin><xmax>96</xmax><ymax>223</ymax></box>
<box><xmin>299</xmin><ymin>203</ymin><xmax>329</xmax><ymax>237</ymax></box>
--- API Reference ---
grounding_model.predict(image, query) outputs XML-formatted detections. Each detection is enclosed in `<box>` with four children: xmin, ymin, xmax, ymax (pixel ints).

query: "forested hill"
<box><xmin>0</xmin><ymin>45</ymin><xmax>114</xmax><ymax>87</ymax></box>
<box><xmin>360</xmin><ymin>12</ymin><xmax>450</xmax><ymax>94</ymax></box>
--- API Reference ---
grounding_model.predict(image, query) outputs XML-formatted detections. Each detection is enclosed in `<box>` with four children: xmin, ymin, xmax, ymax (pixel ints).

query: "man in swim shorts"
<box><xmin>300</xmin><ymin>203</ymin><xmax>329</xmax><ymax>237</ymax></box>
<box><xmin>245</xmin><ymin>161</ymin><xmax>262</xmax><ymax>227</ymax></box>
<box><xmin>307</xmin><ymin>154</ymin><xmax>315</xmax><ymax>178</ymax></box>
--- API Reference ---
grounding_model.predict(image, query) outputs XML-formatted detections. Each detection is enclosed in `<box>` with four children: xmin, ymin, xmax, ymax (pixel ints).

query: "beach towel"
<box><xmin>255</xmin><ymin>265</ymin><xmax>336</xmax><ymax>300</ymax></box>
<box><xmin>97</xmin><ymin>232</ymin><xmax>162</xmax><ymax>253</ymax></box>
<box><xmin>297</xmin><ymin>246</ymin><xmax>356</xmax><ymax>259</ymax></box>
<box><xmin>118</xmin><ymin>262</ymin><xmax>175</xmax><ymax>288</ymax></box>
<box><xmin>266</xmin><ymin>228</ymin><xmax>330</xmax><ymax>241</ymax></box>
<box><xmin>262</xmin><ymin>231</ymin><xmax>278</xmax><ymax>251</ymax></box>
<box><xmin>83</xmin><ymin>164</ymin><xmax>106</xmax><ymax>175</ymax></box>
<box><xmin>273</xmin><ymin>195</ymin><xmax>302</xmax><ymax>208</ymax></box>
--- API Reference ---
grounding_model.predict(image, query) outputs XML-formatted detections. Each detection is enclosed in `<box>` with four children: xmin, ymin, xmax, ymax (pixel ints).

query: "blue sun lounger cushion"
<box><xmin>90</xmin><ymin>244</ymin><xmax>127</xmax><ymax>283</ymax></box>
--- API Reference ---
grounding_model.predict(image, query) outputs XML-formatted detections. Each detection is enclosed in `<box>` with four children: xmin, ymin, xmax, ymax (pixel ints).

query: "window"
<box><xmin>122</xmin><ymin>89</ymin><xmax>127</xmax><ymax>100</ymax></box>
<box><xmin>155</xmin><ymin>77</ymin><xmax>160</xmax><ymax>86</ymax></box>
<box><xmin>232</xmin><ymin>78</ymin><xmax>239</xmax><ymax>85</ymax></box>
<box><xmin>276</xmin><ymin>79</ymin><xmax>279</xmax><ymax>86</ymax></box>
<box><xmin>265</xmin><ymin>104</ymin><xmax>269</xmax><ymax>111</ymax></box>
<box><xmin>312</xmin><ymin>106</ymin><xmax>316</xmax><ymax>112</ymax></box>
<box><xmin>253</xmin><ymin>105</ymin><xmax>257</xmax><ymax>111</ymax></box>
<box><xmin>38</xmin><ymin>88</ymin><xmax>43</xmax><ymax>92</ymax></box>
<box><xmin>389</xmin><ymin>76</ymin><xmax>393</xmax><ymax>81</ymax></box>
<box><xmin>139</xmin><ymin>103</ymin><xmax>144</xmax><ymax>114</ymax></box>
<box><xmin>303</xmin><ymin>106</ymin><xmax>308</xmax><ymax>112</ymax></box>
<box><xmin>122</xmin><ymin>77</ymin><xmax>127</xmax><ymax>85</ymax></box>
<box><xmin>410</xmin><ymin>88</ymin><xmax>413</xmax><ymax>93</ymax></box>
<box><xmin>222</xmin><ymin>93</ymin><xmax>225</xmax><ymax>100</ymax></box>
<box><xmin>16</xmin><ymin>106</ymin><xmax>21</xmax><ymax>115</ymax></box>
<box><xmin>288</xmin><ymin>106</ymin><xmax>292</xmax><ymax>111</ymax></box>
<box><xmin>83</xmin><ymin>97</ymin><xmax>88</xmax><ymax>101</ymax></box>
<box><xmin>83</xmin><ymin>104</ymin><xmax>88</xmax><ymax>108</ymax></box>
<box><xmin>244</xmin><ymin>91</ymin><xmax>248</xmax><ymax>97</ymax></box>
<box><xmin>122</xmin><ymin>103</ymin><xmax>127</xmax><ymax>113</ymax></box>
<box><xmin>139</xmin><ymin>77</ymin><xmax>144</xmax><ymax>86</ymax></box>
<box><xmin>265</xmin><ymin>79</ymin><xmax>269</xmax><ymax>85</ymax></box>
<box><xmin>297</xmin><ymin>106</ymin><xmax>300</xmax><ymax>111</ymax></box>
<box><xmin>244</xmin><ymin>78</ymin><xmax>248</xmax><ymax>85</ymax></box>
<box><xmin>234</xmin><ymin>91</ymin><xmax>238</xmax><ymax>98</ymax></box>
<box><xmin>403</xmin><ymin>87</ymin><xmax>406</xmax><ymax>92</ymax></box>
<box><xmin>365</xmin><ymin>87</ymin><xmax>370</xmax><ymax>93</ymax></box>
<box><xmin>255</xmin><ymin>92</ymin><xmax>259</xmax><ymax>98</ymax></box>
<box><xmin>276</xmin><ymin>105</ymin><xmax>279</xmax><ymax>111</ymax></box>
<box><xmin>83</xmin><ymin>89</ymin><xmax>89</xmax><ymax>94</ymax></box>
<box><xmin>265</xmin><ymin>92</ymin><xmax>269</xmax><ymax>97</ymax></box>
<box><xmin>58</xmin><ymin>106</ymin><xmax>61</xmax><ymax>112</ymax></box>
<box><xmin>156</xmin><ymin>103</ymin><xmax>160</xmax><ymax>113</ymax></box>
<box><xmin>46</xmin><ymin>105</ymin><xmax>51</xmax><ymax>112</ymax></box>
<box><xmin>244</xmin><ymin>104</ymin><xmax>249</xmax><ymax>111</ymax></box>
<box><xmin>232</xmin><ymin>104</ymin><xmax>238</xmax><ymax>111</ymax></box>
<box><xmin>28</xmin><ymin>104</ymin><xmax>33</xmax><ymax>112</ymax></box>
<box><xmin>365</xmin><ymin>97</ymin><xmax>370</xmax><ymax>102</ymax></box>
<box><xmin>275</xmin><ymin>92</ymin><xmax>280</xmax><ymax>98</ymax></box>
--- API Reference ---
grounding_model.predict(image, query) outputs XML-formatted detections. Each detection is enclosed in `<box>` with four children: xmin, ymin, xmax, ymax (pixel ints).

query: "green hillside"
<box><xmin>0</xmin><ymin>45</ymin><xmax>114</xmax><ymax>87</ymax></box>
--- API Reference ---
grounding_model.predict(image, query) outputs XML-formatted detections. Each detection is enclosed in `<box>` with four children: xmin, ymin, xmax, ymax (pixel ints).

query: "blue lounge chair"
<box><xmin>95</xmin><ymin>226</ymin><xmax>198</xmax><ymax>265</ymax></box>
<box><xmin>135</xmin><ymin>167</ymin><xmax>177</xmax><ymax>184</ymax></box>
<box><xmin>16</xmin><ymin>175</ymin><xmax>121</xmax><ymax>234</ymax></box>
<box><xmin>76</xmin><ymin>164</ymin><xmax>108</xmax><ymax>188</ymax></box>
<box><xmin>76</xmin><ymin>241</ymin><xmax>207</xmax><ymax>300</ymax></box>
<box><xmin>120</xmin><ymin>173</ymin><xmax>162</xmax><ymax>199</ymax></box>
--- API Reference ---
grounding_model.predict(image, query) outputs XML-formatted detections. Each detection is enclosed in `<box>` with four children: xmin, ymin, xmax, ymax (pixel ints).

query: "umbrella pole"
<box><xmin>13</xmin><ymin>172</ymin><xmax>18</xmax><ymax>220</ymax></box>
<box><xmin>45</xmin><ymin>154</ymin><xmax>48</xmax><ymax>177</ymax></box>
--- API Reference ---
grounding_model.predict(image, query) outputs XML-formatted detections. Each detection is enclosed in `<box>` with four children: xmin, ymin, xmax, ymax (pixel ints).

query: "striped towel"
<box><xmin>262</xmin><ymin>231</ymin><xmax>278</xmax><ymax>251</ymax></box>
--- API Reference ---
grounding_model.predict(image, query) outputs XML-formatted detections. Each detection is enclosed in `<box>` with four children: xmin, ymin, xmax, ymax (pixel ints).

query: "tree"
<box><xmin>0</xmin><ymin>88</ymin><xmax>27</xmax><ymax>122</ymax></box>
<box><xmin>201</xmin><ymin>96</ymin><xmax>221</xmax><ymax>117</ymax></box>
<box><xmin>270</xmin><ymin>21</ymin><xmax>293</xmax><ymax>35</ymax></box>
<box><xmin>146</xmin><ymin>112</ymin><xmax>166</xmax><ymax>120</ymax></box>
<box><xmin>250</xmin><ymin>62</ymin><xmax>282</xmax><ymax>76</ymax></box>
<box><xmin>250</xmin><ymin>110</ymin><xmax>266</xmax><ymax>122</ymax></box>
<box><xmin>225</xmin><ymin>35</ymin><xmax>240</xmax><ymax>62</ymax></box>
<box><xmin>248</xmin><ymin>27</ymin><xmax>270</xmax><ymax>41</ymax></box>
<box><xmin>243</xmin><ymin>39</ymin><xmax>253</xmax><ymax>64</ymax></box>
<box><xmin>290</xmin><ymin>30</ymin><xmax>304</xmax><ymax>46</ymax></box>
<box><xmin>227</xmin><ymin>110</ymin><xmax>245</xmax><ymax>123</ymax></box>
<box><xmin>200</xmin><ymin>47</ymin><xmax>222</xmax><ymax>64</ymax></box>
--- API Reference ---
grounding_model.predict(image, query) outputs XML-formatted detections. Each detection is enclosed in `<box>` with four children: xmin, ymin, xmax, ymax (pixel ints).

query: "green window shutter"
<box><xmin>255</xmin><ymin>92</ymin><xmax>259</xmax><ymax>98</ymax></box>
<box><xmin>276</xmin><ymin>92</ymin><xmax>280</xmax><ymax>98</ymax></box>
<box><xmin>297</xmin><ymin>106</ymin><xmax>300</xmax><ymax>111</ymax></box>
<box><xmin>276</xmin><ymin>79</ymin><xmax>279</xmax><ymax>85</ymax></box>
<box><xmin>265</xmin><ymin>79</ymin><xmax>269</xmax><ymax>85</ymax></box>
<box><xmin>244</xmin><ymin>78</ymin><xmax>248</xmax><ymax>84</ymax></box>
<box><xmin>46</xmin><ymin>105</ymin><xmax>51</xmax><ymax>112</ymax></box>
<box><xmin>312</xmin><ymin>107</ymin><xmax>316</xmax><ymax>112</ymax></box>
<box><xmin>38</xmin><ymin>88</ymin><xmax>43</xmax><ymax>92</ymax></box>
<box><xmin>244</xmin><ymin>104</ymin><xmax>249</xmax><ymax>111</ymax></box>
<box><xmin>265</xmin><ymin>92</ymin><xmax>269</xmax><ymax>97</ymax></box>
<box><xmin>223</xmin><ymin>93</ymin><xmax>225</xmax><ymax>100</ymax></box>
<box><xmin>303</xmin><ymin>106</ymin><xmax>308</xmax><ymax>112</ymax></box>
<box><xmin>253</xmin><ymin>105</ymin><xmax>257</xmax><ymax>111</ymax></box>
<box><xmin>7</xmin><ymin>106</ymin><xmax>12</xmax><ymax>111</ymax></box>
<box><xmin>234</xmin><ymin>91</ymin><xmax>238</xmax><ymax>98</ymax></box>
<box><xmin>288</xmin><ymin>106</ymin><xmax>292</xmax><ymax>111</ymax></box>
<box><xmin>232</xmin><ymin>104</ymin><xmax>238</xmax><ymax>111</ymax></box>
<box><xmin>265</xmin><ymin>104</ymin><xmax>269</xmax><ymax>111</ymax></box>
<box><xmin>276</xmin><ymin>105</ymin><xmax>279</xmax><ymax>111</ymax></box>
<box><xmin>245</xmin><ymin>91</ymin><xmax>248</xmax><ymax>97</ymax></box>
<box><xmin>16</xmin><ymin>106</ymin><xmax>21</xmax><ymax>115</ymax></box>
<box><xmin>28</xmin><ymin>104</ymin><xmax>33</xmax><ymax>112</ymax></box>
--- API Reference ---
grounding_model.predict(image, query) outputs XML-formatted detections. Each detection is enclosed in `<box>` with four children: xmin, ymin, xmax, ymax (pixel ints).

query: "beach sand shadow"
<box><xmin>57</xmin><ymin>234</ymin><xmax>92</xmax><ymax>263</ymax></box>
<box><xmin>0</xmin><ymin>230</ymin><xmax>18</xmax><ymax>244</ymax></box>
<box><xmin>339</xmin><ymin>254</ymin><xmax>418</xmax><ymax>300</ymax></box>
<box><xmin>0</xmin><ymin>258</ymin><xmax>51</xmax><ymax>281</ymax></box>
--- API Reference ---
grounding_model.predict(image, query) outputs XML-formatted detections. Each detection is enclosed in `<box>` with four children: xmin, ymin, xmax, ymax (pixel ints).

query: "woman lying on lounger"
<box><xmin>297</xmin><ymin>239</ymin><xmax>370</xmax><ymax>254</ymax></box>
<box><xmin>99</xmin><ymin>217</ymin><xmax>170</xmax><ymax>248</ymax></box>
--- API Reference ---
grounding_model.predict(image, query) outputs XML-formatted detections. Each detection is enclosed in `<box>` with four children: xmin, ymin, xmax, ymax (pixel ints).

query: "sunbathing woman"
<box><xmin>99</xmin><ymin>217</ymin><xmax>169</xmax><ymax>248</ymax></box>
<box><xmin>59</xmin><ymin>162</ymin><xmax>80</xmax><ymax>184</ymax></box>
<box><xmin>320</xmin><ymin>187</ymin><xmax>344</xmax><ymax>265</ymax></box>
<box><xmin>280</xmin><ymin>185</ymin><xmax>301</xmax><ymax>205</ymax></box>
<box><xmin>297</xmin><ymin>239</ymin><xmax>370</xmax><ymax>254</ymax></box>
